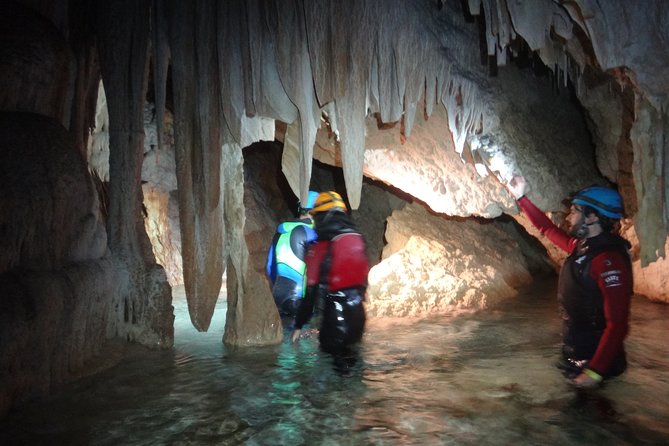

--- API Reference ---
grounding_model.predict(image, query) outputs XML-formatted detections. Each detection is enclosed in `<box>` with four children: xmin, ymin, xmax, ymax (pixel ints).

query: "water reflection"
<box><xmin>1</xmin><ymin>281</ymin><xmax>668</xmax><ymax>445</ymax></box>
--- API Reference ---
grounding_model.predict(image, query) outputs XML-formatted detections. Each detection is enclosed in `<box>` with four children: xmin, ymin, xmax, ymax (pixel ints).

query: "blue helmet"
<box><xmin>298</xmin><ymin>190</ymin><xmax>319</xmax><ymax>213</ymax></box>
<box><xmin>572</xmin><ymin>186</ymin><xmax>624</xmax><ymax>219</ymax></box>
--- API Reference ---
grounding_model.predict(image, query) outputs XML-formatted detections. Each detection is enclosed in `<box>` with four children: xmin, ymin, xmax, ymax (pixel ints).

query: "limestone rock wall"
<box><xmin>0</xmin><ymin>1</ymin><xmax>174</xmax><ymax>416</ymax></box>
<box><xmin>0</xmin><ymin>2</ymin><xmax>74</xmax><ymax>128</ymax></box>
<box><xmin>623</xmin><ymin>224</ymin><xmax>669</xmax><ymax>303</ymax></box>
<box><xmin>0</xmin><ymin>258</ymin><xmax>118</xmax><ymax>417</ymax></box>
<box><xmin>0</xmin><ymin>113</ymin><xmax>116</xmax><ymax>416</ymax></box>
<box><xmin>88</xmin><ymin>84</ymin><xmax>184</xmax><ymax>286</ymax></box>
<box><xmin>367</xmin><ymin>203</ymin><xmax>534</xmax><ymax>317</ymax></box>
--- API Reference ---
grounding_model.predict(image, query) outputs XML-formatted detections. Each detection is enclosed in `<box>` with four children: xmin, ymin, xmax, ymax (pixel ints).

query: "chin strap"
<box><xmin>575</xmin><ymin>224</ymin><xmax>588</xmax><ymax>239</ymax></box>
<box><xmin>575</xmin><ymin>216</ymin><xmax>599</xmax><ymax>238</ymax></box>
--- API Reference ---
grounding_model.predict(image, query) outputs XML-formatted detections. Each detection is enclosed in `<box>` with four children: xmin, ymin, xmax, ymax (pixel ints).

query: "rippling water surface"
<box><xmin>2</xmin><ymin>280</ymin><xmax>668</xmax><ymax>445</ymax></box>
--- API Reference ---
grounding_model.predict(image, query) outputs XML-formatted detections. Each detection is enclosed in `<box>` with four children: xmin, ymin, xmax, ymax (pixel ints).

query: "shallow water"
<box><xmin>2</xmin><ymin>280</ymin><xmax>668</xmax><ymax>445</ymax></box>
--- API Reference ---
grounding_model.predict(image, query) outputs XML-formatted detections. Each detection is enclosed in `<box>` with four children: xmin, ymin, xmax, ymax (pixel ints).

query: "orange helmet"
<box><xmin>311</xmin><ymin>191</ymin><xmax>347</xmax><ymax>214</ymax></box>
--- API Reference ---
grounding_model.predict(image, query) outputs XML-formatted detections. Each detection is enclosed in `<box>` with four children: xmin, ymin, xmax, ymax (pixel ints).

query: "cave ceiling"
<box><xmin>5</xmin><ymin>0</ymin><xmax>669</xmax><ymax>327</ymax></box>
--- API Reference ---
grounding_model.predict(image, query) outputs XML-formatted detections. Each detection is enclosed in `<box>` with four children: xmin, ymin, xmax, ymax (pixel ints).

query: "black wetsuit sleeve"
<box><xmin>290</xmin><ymin>225</ymin><xmax>308</xmax><ymax>261</ymax></box>
<box><xmin>294</xmin><ymin>285</ymin><xmax>318</xmax><ymax>329</ymax></box>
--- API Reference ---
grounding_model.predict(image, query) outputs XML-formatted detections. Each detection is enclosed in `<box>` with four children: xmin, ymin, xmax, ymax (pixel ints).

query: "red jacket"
<box><xmin>305</xmin><ymin>233</ymin><xmax>369</xmax><ymax>291</ymax></box>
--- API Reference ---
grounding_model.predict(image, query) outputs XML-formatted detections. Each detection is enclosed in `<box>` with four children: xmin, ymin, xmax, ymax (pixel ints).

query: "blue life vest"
<box><xmin>266</xmin><ymin>219</ymin><xmax>316</xmax><ymax>297</ymax></box>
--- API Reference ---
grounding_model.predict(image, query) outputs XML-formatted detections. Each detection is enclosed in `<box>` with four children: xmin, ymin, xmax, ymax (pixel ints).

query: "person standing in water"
<box><xmin>266</xmin><ymin>191</ymin><xmax>319</xmax><ymax>318</ymax></box>
<box><xmin>506</xmin><ymin>176</ymin><xmax>633</xmax><ymax>388</ymax></box>
<box><xmin>291</xmin><ymin>191</ymin><xmax>368</xmax><ymax>359</ymax></box>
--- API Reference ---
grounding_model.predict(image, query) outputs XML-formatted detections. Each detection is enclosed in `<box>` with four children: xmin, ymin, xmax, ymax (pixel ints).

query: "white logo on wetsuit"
<box><xmin>601</xmin><ymin>269</ymin><xmax>622</xmax><ymax>287</ymax></box>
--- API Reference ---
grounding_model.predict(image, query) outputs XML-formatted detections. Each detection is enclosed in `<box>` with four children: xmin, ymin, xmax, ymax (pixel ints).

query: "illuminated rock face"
<box><xmin>367</xmin><ymin>203</ymin><xmax>534</xmax><ymax>317</ymax></box>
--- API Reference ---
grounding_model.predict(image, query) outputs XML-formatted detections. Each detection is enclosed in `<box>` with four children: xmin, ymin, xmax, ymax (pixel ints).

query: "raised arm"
<box><xmin>506</xmin><ymin>176</ymin><xmax>576</xmax><ymax>254</ymax></box>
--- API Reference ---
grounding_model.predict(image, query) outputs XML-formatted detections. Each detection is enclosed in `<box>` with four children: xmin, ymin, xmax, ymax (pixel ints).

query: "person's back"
<box><xmin>266</xmin><ymin>191</ymin><xmax>318</xmax><ymax>317</ymax></box>
<box><xmin>291</xmin><ymin>191</ymin><xmax>369</xmax><ymax>357</ymax></box>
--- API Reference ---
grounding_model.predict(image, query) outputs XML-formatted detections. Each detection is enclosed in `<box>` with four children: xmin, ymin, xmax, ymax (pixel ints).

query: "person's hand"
<box><xmin>291</xmin><ymin>329</ymin><xmax>301</xmax><ymax>343</ymax></box>
<box><xmin>506</xmin><ymin>175</ymin><xmax>527</xmax><ymax>199</ymax></box>
<box><xmin>571</xmin><ymin>371</ymin><xmax>601</xmax><ymax>389</ymax></box>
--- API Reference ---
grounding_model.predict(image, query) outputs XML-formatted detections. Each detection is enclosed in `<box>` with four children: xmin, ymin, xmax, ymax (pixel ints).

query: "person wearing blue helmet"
<box><xmin>266</xmin><ymin>191</ymin><xmax>319</xmax><ymax>318</ymax></box>
<box><xmin>506</xmin><ymin>176</ymin><xmax>633</xmax><ymax>389</ymax></box>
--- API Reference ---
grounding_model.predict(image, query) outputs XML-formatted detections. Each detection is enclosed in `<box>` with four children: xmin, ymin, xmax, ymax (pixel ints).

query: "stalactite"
<box><xmin>303</xmin><ymin>0</ymin><xmax>348</xmax><ymax>106</ymax></box>
<box><xmin>96</xmin><ymin>0</ymin><xmax>152</xmax><ymax>260</ymax></box>
<box><xmin>375</xmin><ymin>3</ymin><xmax>404</xmax><ymax>124</ymax></box>
<box><xmin>664</xmin><ymin>106</ymin><xmax>669</xmax><ymax>241</ymax></box>
<box><xmin>95</xmin><ymin>0</ymin><xmax>172</xmax><ymax>346</ymax></box>
<box><xmin>245</xmin><ymin>0</ymin><xmax>298</xmax><ymax>124</ymax></box>
<box><xmin>332</xmin><ymin>0</ymin><xmax>376</xmax><ymax>209</ymax></box>
<box><xmin>368</xmin><ymin>53</ymin><xmax>380</xmax><ymax>115</ymax></box>
<box><xmin>425</xmin><ymin>70</ymin><xmax>438</xmax><ymax>118</ymax></box>
<box><xmin>394</xmin><ymin>0</ymin><xmax>431</xmax><ymax>139</ymax></box>
<box><xmin>69</xmin><ymin>44</ymin><xmax>99</xmax><ymax>160</ymax></box>
<box><xmin>237</xmin><ymin>2</ymin><xmax>255</xmax><ymax>118</ymax></box>
<box><xmin>299</xmin><ymin>0</ymin><xmax>376</xmax><ymax>209</ymax></box>
<box><xmin>167</xmin><ymin>0</ymin><xmax>224</xmax><ymax>331</ymax></box>
<box><xmin>218</xmin><ymin>1</ymin><xmax>245</xmax><ymax>144</ymax></box>
<box><xmin>482</xmin><ymin>0</ymin><xmax>498</xmax><ymax>58</ymax></box>
<box><xmin>442</xmin><ymin>80</ymin><xmax>484</xmax><ymax>156</ymax></box>
<box><xmin>267</xmin><ymin>0</ymin><xmax>320</xmax><ymax>205</ymax></box>
<box><xmin>632</xmin><ymin>98</ymin><xmax>669</xmax><ymax>265</ymax></box>
<box><xmin>150</xmin><ymin>0</ymin><xmax>668</xmax><ymax>330</ymax></box>
<box><xmin>68</xmin><ymin>0</ymin><xmax>100</xmax><ymax>159</ymax></box>
<box><xmin>152</xmin><ymin>0</ymin><xmax>170</xmax><ymax>155</ymax></box>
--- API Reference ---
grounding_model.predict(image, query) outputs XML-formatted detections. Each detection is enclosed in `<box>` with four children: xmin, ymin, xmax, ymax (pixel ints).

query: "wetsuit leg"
<box><xmin>604</xmin><ymin>350</ymin><xmax>627</xmax><ymax>379</ymax></box>
<box><xmin>319</xmin><ymin>291</ymin><xmax>366</xmax><ymax>354</ymax></box>
<box><xmin>342</xmin><ymin>297</ymin><xmax>365</xmax><ymax>345</ymax></box>
<box><xmin>558</xmin><ymin>324</ymin><xmax>626</xmax><ymax>379</ymax></box>
<box><xmin>319</xmin><ymin>299</ymin><xmax>346</xmax><ymax>354</ymax></box>
<box><xmin>557</xmin><ymin>323</ymin><xmax>600</xmax><ymax>377</ymax></box>
<box><xmin>272</xmin><ymin>276</ymin><xmax>300</xmax><ymax>317</ymax></box>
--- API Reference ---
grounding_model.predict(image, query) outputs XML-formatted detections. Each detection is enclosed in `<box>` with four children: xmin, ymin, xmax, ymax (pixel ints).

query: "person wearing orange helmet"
<box><xmin>506</xmin><ymin>176</ymin><xmax>633</xmax><ymax>388</ymax></box>
<box><xmin>290</xmin><ymin>191</ymin><xmax>369</xmax><ymax>360</ymax></box>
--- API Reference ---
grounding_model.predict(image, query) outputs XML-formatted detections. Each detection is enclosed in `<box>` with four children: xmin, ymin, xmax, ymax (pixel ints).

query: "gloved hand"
<box><xmin>572</xmin><ymin>369</ymin><xmax>603</xmax><ymax>389</ymax></box>
<box><xmin>506</xmin><ymin>175</ymin><xmax>527</xmax><ymax>199</ymax></box>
